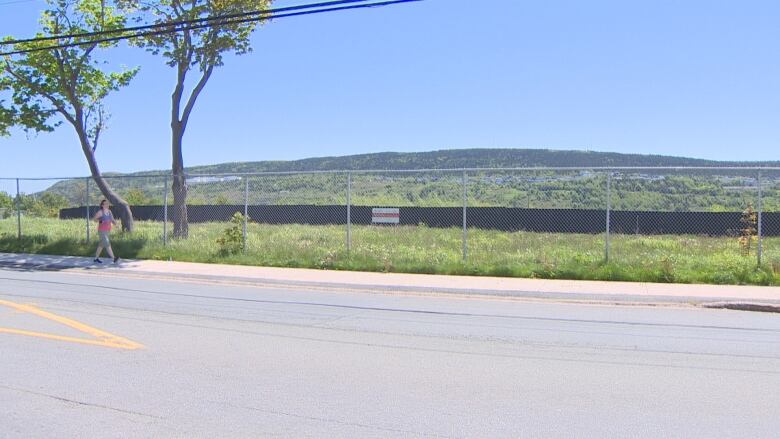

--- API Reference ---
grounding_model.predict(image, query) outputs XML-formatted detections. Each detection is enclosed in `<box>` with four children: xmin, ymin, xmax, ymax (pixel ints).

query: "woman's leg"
<box><xmin>106</xmin><ymin>245</ymin><xmax>115</xmax><ymax>259</ymax></box>
<box><xmin>95</xmin><ymin>246</ymin><xmax>103</xmax><ymax>258</ymax></box>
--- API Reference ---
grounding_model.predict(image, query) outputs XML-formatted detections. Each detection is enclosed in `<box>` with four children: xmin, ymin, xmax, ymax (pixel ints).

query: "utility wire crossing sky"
<box><xmin>0</xmin><ymin>0</ymin><xmax>421</xmax><ymax>56</ymax></box>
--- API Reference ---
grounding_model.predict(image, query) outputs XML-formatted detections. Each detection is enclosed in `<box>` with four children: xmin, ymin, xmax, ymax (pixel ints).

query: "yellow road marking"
<box><xmin>0</xmin><ymin>299</ymin><xmax>143</xmax><ymax>350</ymax></box>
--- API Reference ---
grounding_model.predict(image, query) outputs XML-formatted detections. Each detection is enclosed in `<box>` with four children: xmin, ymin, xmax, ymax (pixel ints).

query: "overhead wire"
<box><xmin>2</xmin><ymin>0</ymin><xmax>382</xmax><ymax>45</ymax></box>
<box><xmin>0</xmin><ymin>0</ymin><xmax>421</xmax><ymax>56</ymax></box>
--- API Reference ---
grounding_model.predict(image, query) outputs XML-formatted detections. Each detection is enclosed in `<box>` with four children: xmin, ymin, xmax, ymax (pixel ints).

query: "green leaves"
<box><xmin>0</xmin><ymin>0</ymin><xmax>138</xmax><ymax>142</ymax></box>
<box><xmin>216</xmin><ymin>211</ymin><xmax>247</xmax><ymax>254</ymax></box>
<box><xmin>121</xmin><ymin>0</ymin><xmax>272</xmax><ymax>71</ymax></box>
<box><xmin>0</xmin><ymin>103</ymin><xmax>14</xmax><ymax>137</ymax></box>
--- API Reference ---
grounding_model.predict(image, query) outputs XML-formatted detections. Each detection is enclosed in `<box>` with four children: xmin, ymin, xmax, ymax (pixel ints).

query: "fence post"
<box><xmin>163</xmin><ymin>174</ymin><xmax>168</xmax><ymax>246</ymax></box>
<box><xmin>16</xmin><ymin>178</ymin><xmax>21</xmax><ymax>240</ymax></box>
<box><xmin>85</xmin><ymin>178</ymin><xmax>90</xmax><ymax>243</ymax></box>
<box><xmin>243</xmin><ymin>176</ymin><xmax>249</xmax><ymax>252</ymax></box>
<box><xmin>462</xmin><ymin>170</ymin><xmax>468</xmax><ymax>262</ymax></box>
<box><xmin>347</xmin><ymin>172</ymin><xmax>352</xmax><ymax>254</ymax></box>
<box><xmin>605</xmin><ymin>171</ymin><xmax>611</xmax><ymax>263</ymax></box>
<box><xmin>757</xmin><ymin>170</ymin><xmax>763</xmax><ymax>266</ymax></box>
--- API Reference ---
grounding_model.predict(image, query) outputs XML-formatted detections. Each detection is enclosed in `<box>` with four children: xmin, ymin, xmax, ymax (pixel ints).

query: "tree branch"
<box><xmin>179</xmin><ymin>63</ymin><xmax>213</xmax><ymax>133</ymax></box>
<box><xmin>3</xmin><ymin>62</ymin><xmax>76</xmax><ymax>126</ymax></box>
<box><xmin>92</xmin><ymin>106</ymin><xmax>103</xmax><ymax>150</ymax></box>
<box><xmin>52</xmin><ymin>48</ymin><xmax>82</xmax><ymax>121</ymax></box>
<box><xmin>171</xmin><ymin>59</ymin><xmax>186</xmax><ymax>125</ymax></box>
<box><xmin>172</xmin><ymin>26</ymin><xmax>195</xmax><ymax>124</ymax></box>
<box><xmin>172</xmin><ymin>0</ymin><xmax>186</xmax><ymax>18</ymax></box>
<box><xmin>73</xmin><ymin>43</ymin><xmax>97</xmax><ymax>81</ymax></box>
<box><xmin>183</xmin><ymin>28</ymin><xmax>194</xmax><ymax>63</ymax></box>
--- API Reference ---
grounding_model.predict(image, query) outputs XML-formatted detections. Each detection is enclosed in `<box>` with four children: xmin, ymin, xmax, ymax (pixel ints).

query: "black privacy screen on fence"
<box><xmin>59</xmin><ymin>205</ymin><xmax>780</xmax><ymax>236</ymax></box>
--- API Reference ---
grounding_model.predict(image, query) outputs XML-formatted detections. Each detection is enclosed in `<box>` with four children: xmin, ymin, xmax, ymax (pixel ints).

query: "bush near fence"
<box><xmin>60</xmin><ymin>205</ymin><xmax>780</xmax><ymax>236</ymax></box>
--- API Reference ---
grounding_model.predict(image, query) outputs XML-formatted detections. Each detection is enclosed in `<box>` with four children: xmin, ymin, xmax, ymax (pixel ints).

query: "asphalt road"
<box><xmin>1</xmin><ymin>268</ymin><xmax>779</xmax><ymax>438</ymax></box>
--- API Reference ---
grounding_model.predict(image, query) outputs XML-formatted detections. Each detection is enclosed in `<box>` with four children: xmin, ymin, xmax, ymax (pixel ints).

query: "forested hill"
<box><xmin>163</xmin><ymin>149</ymin><xmax>778</xmax><ymax>174</ymax></box>
<box><xmin>23</xmin><ymin>148</ymin><xmax>780</xmax><ymax>212</ymax></box>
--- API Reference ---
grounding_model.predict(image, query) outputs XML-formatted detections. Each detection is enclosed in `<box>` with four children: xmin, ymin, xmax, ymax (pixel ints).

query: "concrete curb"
<box><xmin>701</xmin><ymin>302</ymin><xmax>780</xmax><ymax>313</ymax></box>
<box><xmin>2</xmin><ymin>254</ymin><xmax>780</xmax><ymax>311</ymax></box>
<box><xmin>0</xmin><ymin>259</ymin><xmax>678</xmax><ymax>303</ymax></box>
<box><xmin>91</xmin><ymin>268</ymin><xmax>780</xmax><ymax>307</ymax></box>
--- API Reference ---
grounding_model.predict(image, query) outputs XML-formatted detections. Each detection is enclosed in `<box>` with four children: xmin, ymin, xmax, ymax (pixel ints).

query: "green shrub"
<box><xmin>19</xmin><ymin>193</ymin><xmax>70</xmax><ymax>218</ymax></box>
<box><xmin>739</xmin><ymin>204</ymin><xmax>757</xmax><ymax>256</ymax></box>
<box><xmin>216</xmin><ymin>212</ymin><xmax>246</xmax><ymax>255</ymax></box>
<box><xmin>125</xmin><ymin>189</ymin><xmax>151</xmax><ymax>205</ymax></box>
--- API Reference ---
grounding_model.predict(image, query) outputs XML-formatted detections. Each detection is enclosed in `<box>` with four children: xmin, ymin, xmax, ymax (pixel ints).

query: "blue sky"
<box><xmin>1</xmin><ymin>0</ymin><xmax>778</xmax><ymax>185</ymax></box>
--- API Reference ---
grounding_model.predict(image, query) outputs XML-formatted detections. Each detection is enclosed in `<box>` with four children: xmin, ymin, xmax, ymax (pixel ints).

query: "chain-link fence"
<box><xmin>244</xmin><ymin>172</ymin><xmax>348</xmax><ymax>267</ymax></box>
<box><xmin>102</xmin><ymin>174</ymin><xmax>169</xmax><ymax>247</ymax></box>
<box><xmin>463</xmin><ymin>169</ymin><xmax>609</xmax><ymax>278</ymax></box>
<box><xmin>608</xmin><ymin>169</ymin><xmax>762</xmax><ymax>283</ymax></box>
<box><xmin>1</xmin><ymin>168</ymin><xmax>779</xmax><ymax>283</ymax></box>
<box><xmin>760</xmin><ymin>169</ymin><xmax>780</xmax><ymax>275</ymax></box>
<box><xmin>348</xmin><ymin>170</ymin><xmax>466</xmax><ymax>272</ymax></box>
<box><xmin>0</xmin><ymin>178</ymin><xmax>86</xmax><ymax>249</ymax></box>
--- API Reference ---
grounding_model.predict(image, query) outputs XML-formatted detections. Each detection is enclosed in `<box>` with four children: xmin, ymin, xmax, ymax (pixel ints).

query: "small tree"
<box><xmin>1</xmin><ymin>0</ymin><xmax>138</xmax><ymax>230</ymax></box>
<box><xmin>739</xmin><ymin>203</ymin><xmax>757</xmax><ymax>256</ymax></box>
<box><xmin>0</xmin><ymin>191</ymin><xmax>12</xmax><ymax>209</ymax></box>
<box><xmin>0</xmin><ymin>191</ymin><xmax>12</xmax><ymax>218</ymax></box>
<box><xmin>15</xmin><ymin>192</ymin><xmax>69</xmax><ymax>218</ymax></box>
<box><xmin>216</xmin><ymin>211</ymin><xmax>246</xmax><ymax>254</ymax></box>
<box><xmin>125</xmin><ymin>188</ymin><xmax>150</xmax><ymax>205</ymax></box>
<box><xmin>119</xmin><ymin>0</ymin><xmax>272</xmax><ymax>238</ymax></box>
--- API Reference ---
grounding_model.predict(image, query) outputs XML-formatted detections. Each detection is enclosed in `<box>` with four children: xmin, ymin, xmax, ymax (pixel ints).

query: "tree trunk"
<box><xmin>168</xmin><ymin>56</ymin><xmax>213</xmax><ymax>239</ymax></box>
<box><xmin>171</xmin><ymin>170</ymin><xmax>188</xmax><ymax>238</ymax></box>
<box><xmin>171</xmin><ymin>127</ymin><xmax>188</xmax><ymax>238</ymax></box>
<box><xmin>76</xmin><ymin>126</ymin><xmax>134</xmax><ymax>232</ymax></box>
<box><xmin>93</xmin><ymin>174</ymin><xmax>134</xmax><ymax>232</ymax></box>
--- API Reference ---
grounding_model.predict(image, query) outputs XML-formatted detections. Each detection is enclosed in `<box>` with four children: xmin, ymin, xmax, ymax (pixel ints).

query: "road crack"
<box><xmin>230</xmin><ymin>403</ymin><xmax>456</xmax><ymax>438</ymax></box>
<box><xmin>0</xmin><ymin>384</ymin><xmax>163</xmax><ymax>419</ymax></box>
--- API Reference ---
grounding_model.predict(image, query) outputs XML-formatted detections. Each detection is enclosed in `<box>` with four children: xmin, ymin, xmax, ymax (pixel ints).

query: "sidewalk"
<box><xmin>1</xmin><ymin>252</ymin><xmax>779</xmax><ymax>311</ymax></box>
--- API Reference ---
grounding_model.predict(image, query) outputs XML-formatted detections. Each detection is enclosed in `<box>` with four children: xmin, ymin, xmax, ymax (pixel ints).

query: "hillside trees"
<box><xmin>0</xmin><ymin>0</ymin><xmax>138</xmax><ymax>230</ymax></box>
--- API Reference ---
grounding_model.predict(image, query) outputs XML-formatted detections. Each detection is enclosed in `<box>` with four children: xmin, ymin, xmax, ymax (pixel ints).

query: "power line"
<box><xmin>1</xmin><ymin>0</ymin><xmax>420</xmax><ymax>55</ymax></box>
<box><xmin>2</xmin><ymin>0</ymin><xmax>377</xmax><ymax>46</ymax></box>
<box><xmin>0</xmin><ymin>0</ymin><xmax>421</xmax><ymax>57</ymax></box>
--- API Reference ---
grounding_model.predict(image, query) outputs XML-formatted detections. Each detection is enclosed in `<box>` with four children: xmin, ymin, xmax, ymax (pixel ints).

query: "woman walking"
<box><xmin>93</xmin><ymin>199</ymin><xmax>119</xmax><ymax>264</ymax></box>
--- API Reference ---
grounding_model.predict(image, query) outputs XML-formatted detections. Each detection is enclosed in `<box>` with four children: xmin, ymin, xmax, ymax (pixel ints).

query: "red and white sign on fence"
<box><xmin>372</xmin><ymin>208</ymin><xmax>400</xmax><ymax>224</ymax></box>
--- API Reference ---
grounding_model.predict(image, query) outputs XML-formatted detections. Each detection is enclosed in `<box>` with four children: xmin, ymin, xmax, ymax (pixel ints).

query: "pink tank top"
<box><xmin>97</xmin><ymin>210</ymin><xmax>113</xmax><ymax>232</ymax></box>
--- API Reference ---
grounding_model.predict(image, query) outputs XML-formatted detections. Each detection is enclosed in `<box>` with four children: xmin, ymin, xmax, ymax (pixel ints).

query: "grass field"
<box><xmin>1</xmin><ymin>217</ymin><xmax>778</xmax><ymax>286</ymax></box>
